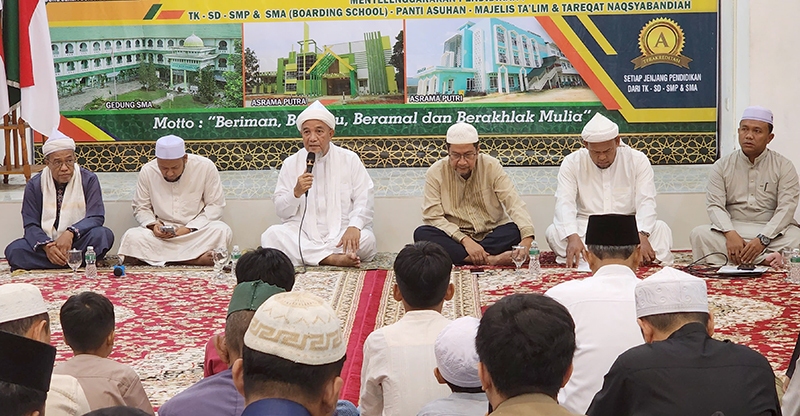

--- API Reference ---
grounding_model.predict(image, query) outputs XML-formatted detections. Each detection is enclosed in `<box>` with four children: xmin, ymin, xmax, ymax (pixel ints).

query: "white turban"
<box><xmin>741</xmin><ymin>106</ymin><xmax>773</xmax><ymax>125</ymax></box>
<box><xmin>155</xmin><ymin>135</ymin><xmax>186</xmax><ymax>159</ymax></box>
<box><xmin>42</xmin><ymin>128</ymin><xmax>76</xmax><ymax>157</ymax></box>
<box><xmin>296</xmin><ymin>101</ymin><xmax>335</xmax><ymax>131</ymax></box>
<box><xmin>581</xmin><ymin>113</ymin><xmax>619</xmax><ymax>143</ymax></box>
<box><xmin>446</xmin><ymin>123</ymin><xmax>479</xmax><ymax>144</ymax></box>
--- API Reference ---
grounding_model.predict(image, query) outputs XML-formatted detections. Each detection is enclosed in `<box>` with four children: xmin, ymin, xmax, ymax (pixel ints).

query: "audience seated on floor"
<box><xmin>232</xmin><ymin>291</ymin><xmax>349</xmax><ymax>416</ymax></box>
<box><xmin>544</xmin><ymin>214</ymin><xmax>644</xmax><ymax>414</ymax></box>
<box><xmin>359</xmin><ymin>241</ymin><xmax>454</xmax><ymax>416</ymax></box>
<box><xmin>0</xmin><ymin>283</ymin><xmax>91</xmax><ymax>416</ymax></box>
<box><xmin>4</xmin><ymin>129</ymin><xmax>114</xmax><ymax>272</ymax></box>
<box><xmin>475</xmin><ymin>293</ymin><xmax>579</xmax><ymax>415</ymax></box>
<box><xmin>160</xmin><ymin>280</ymin><xmax>286</xmax><ymax>416</ymax></box>
<box><xmin>414</xmin><ymin>122</ymin><xmax>534</xmax><ymax>266</ymax></box>
<box><xmin>204</xmin><ymin>248</ymin><xmax>297</xmax><ymax>378</ymax></box>
<box><xmin>117</xmin><ymin>134</ymin><xmax>232</xmax><ymax>267</ymax></box>
<box><xmin>587</xmin><ymin>267</ymin><xmax>781</xmax><ymax>416</ymax></box>
<box><xmin>418</xmin><ymin>316</ymin><xmax>488</xmax><ymax>416</ymax></box>
<box><xmin>0</xmin><ymin>331</ymin><xmax>57</xmax><ymax>416</ymax></box>
<box><xmin>53</xmin><ymin>292</ymin><xmax>154</xmax><ymax>415</ymax></box>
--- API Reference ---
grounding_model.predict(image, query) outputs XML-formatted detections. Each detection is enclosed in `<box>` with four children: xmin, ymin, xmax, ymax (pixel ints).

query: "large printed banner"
<box><xmin>46</xmin><ymin>0</ymin><xmax>717</xmax><ymax>143</ymax></box>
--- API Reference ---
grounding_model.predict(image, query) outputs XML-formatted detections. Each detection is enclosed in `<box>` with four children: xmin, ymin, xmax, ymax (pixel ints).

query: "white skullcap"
<box><xmin>42</xmin><ymin>128</ymin><xmax>76</xmax><ymax>157</ymax></box>
<box><xmin>296</xmin><ymin>101</ymin><xmax>335</xmax><ymax>131</ymax></box>
<box><xmin>244</xmin><ymin>291</ymin><xmax>345</xmax><ymax>365</ymax></box>
<box><xmin>435</xmin><ymin>317</ymin><xmax>482</xmax><ymax>388</ymax></box>
<box><xmin>0</xmin><ymin>283</ymin><xmax>48</xmax><ymax>324</ymax></box>
<box><xmin>635</xmin><ymin>267</ymin><xmax>708</xmax><ymax>318</ymax></box>
<box><xmin>446</xmin><ymin>122</ymin><xmax>479</xmax><ymax>144</ymax></box>
<box><xmin>581</xmin><ymin>113</ymin><xmax>619</xmax><ymax>143</ymax></box>
<box><xmin>741</xmin><ymin>106</ymin><xmax>773</xmax><ymax>125</ymax></box>
<box><xmin>155</xmin><ymin>135</ymin><xmax>186</xmax><ymax>159</ymax></box>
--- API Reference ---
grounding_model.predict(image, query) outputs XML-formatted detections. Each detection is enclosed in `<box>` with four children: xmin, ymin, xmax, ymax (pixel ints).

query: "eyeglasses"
<box><xmin>449</xmin><ymin>151</ymin><xmax>477</xmax><ymax>161</ymax></box>
<box><xmin>47</xmin><ymin>158</ymin><xmax>76</xmax><ymax>169</ymax></box>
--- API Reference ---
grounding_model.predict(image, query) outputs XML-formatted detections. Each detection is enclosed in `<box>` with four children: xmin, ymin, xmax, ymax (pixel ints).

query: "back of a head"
<box><xmin>635</xmin><ymin>267</ymin><xmax>709</xmax><ymax>334</ymax></box>
<box><xmin>241</xmin><ymin>291</ymin><xmax>346</xmax><ymax>403</ymax></box>
<box><xmin>0</xmin><ymin>381</ymin><xmax>47</xmax><ymax>416</ymax></box>
<box><xmin>476</xmin><ymin>293</ymin><xmax>576</xmax><ymax>399</ymax></box>
<box><xmin>236</xmin><ymin>248</ymin><xmax>296</xmax><ymax>291</ymax></box>
<box><xmin>393</xmin><ymin>241</ymin><xmax>452</xmax><ymax>309</ymax></box>
<box><xmin>0</xmin><ymin>283</ymin><xmax>50</xmax><ymax>338</ymax></box>
<box><xmin>60</xmin><ymin>292</ymin><xmax>115</xmax><ymax>353</ymax></box>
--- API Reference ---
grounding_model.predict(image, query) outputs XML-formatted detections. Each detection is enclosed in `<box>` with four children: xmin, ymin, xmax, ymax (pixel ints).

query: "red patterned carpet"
<box><xmin>2</xmin><ymin>259</ymin><xmax>799</xmax><ymax>407</ymax></box>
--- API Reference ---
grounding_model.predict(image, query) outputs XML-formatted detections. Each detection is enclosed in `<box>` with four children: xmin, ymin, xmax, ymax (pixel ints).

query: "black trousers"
<box><xmin>413</xmin><ymin>223</ymin><xmax>522</xmax><ymax>266</ymax></box>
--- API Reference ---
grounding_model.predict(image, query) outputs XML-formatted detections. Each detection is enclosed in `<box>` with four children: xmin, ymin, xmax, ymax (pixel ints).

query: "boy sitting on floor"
<box><xmin>359</xmin><ymin>241</ymin><xmax>455</xmax><ymax>416</ymax></box>
<box><xmin>54</xmin><ymin>292</ymin><xmax>154</xmax><ymax>415</ymax></box>
<box><xmin>418</xmin><ymin>317</ymin><xmax>488</xmax><ymax>416</ymax></box>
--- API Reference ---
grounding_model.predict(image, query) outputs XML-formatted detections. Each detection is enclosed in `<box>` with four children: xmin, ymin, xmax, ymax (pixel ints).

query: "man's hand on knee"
<box><xmin>724</xmin><ymin>231</ymin><xmax>746</xmax><ymax>264</ymax></box>
<box><xmin>461</xmin><ymin>236</ymin><xmax>488</xmax><ymax>265</ymax></box>
<box><xmin>566</xmin><ymin>234</ymin><xmax>585</xmax><ymax>268</ymax></box>
<box><xmin>44</xmin><ymin>242</ymin><xmax>68</xmax><ymax>266</ymax></box>
<box><xmin>337</xmin><ymin>226</ymin><xmax>361</xmax><ymax>256</ymax></box>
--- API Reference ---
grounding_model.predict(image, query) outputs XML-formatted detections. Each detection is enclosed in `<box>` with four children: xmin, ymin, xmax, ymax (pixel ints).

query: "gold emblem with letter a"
<box><xmin>631</xmin><ymin>18</ymin><xmax>692</xmax><ymax>69</ymax></box>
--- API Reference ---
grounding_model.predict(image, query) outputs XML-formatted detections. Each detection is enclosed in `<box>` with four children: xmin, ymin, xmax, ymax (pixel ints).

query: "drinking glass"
<box><xmin>511</xmin><ymin>245</ymin><xmax>528</xmax><ymax>275</ymax></box>
<box><xmin>212</xmin><ymin>247</ymin><xmax>229</xmax><ymax>280</ymax></box>
<box><xmin>67</xmin><ymin>249</ymin><xmax>82</xmax><ymax>278</ymax></box>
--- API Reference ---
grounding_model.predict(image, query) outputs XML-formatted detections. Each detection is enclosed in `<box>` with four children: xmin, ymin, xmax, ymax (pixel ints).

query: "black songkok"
<box><xmin>585</xmin><ymin>214</ymin><xmax>640</xmax><ymax>246</ymax></box>
<box><xmin>0</xmin><ymin>331</ymin><xmax>56</xmax><ymax>392</ymax></box>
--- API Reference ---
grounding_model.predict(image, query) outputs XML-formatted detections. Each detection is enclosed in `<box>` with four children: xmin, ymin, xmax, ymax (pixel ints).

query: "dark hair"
<box><xmin>83</xmin><ymin>406</ymin><xmax>151</xmax><ymax>416</ymax></box>
<box><xmin>476</xmin><ymin>294</ymin><xmax>576</xmax><ymax>399</ymax></box>
<box><xmin>0</xmin><ymin>313</ymin><xmax>49</xmax><ymax>337</ymax></box>
<box><xmin>393</xmin><ymin>241</ymin><xmax>452</xmax><ymax>309</ymax></box>
<box><xmin>60</xmin><ymin>292</ymin><xmax>115</xmax><ymax>353</ymax></box>
<box><xmin>768</xmin><ymin>124</ymin><xmax>774</xmax><ymax>134</ymax></box>
<box><xmin>642</xmin><ymin>312</ymin><xmax>710</xmax><ymax>332</ymax></box>
<box><xmin>241</xmin><ymin>345</ymin><xmax>345</xmax><ymax>400</ymax></box>
<box><xmin>225</xmin><ymin>310</ymin><xmax>256</xmax><ymax>356</ymax></box>
<box><xmin>0</xmin><ymin>380</ymin><xmax>47</xmax><ymax>416</ymax></box>
<box><xmin>587</xmin><ymin>244</ymin><xmax>638</xmax><ymax>260</ymax></box>
<box><xmin>446</xmin><ymin>381</ymin><xmax>484</xmax><ymax>394</ymax></box>
<box><xmin>237</xmin><ymin>248</ymin><xmax>295</xmax><ymax>291</ymax></box>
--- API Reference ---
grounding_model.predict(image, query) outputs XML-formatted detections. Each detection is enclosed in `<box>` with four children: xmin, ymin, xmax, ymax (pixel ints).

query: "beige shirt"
<box><xmin>132</xmin><ymin>154</ymin><xmax>226</xmax><ymax>229</ymax></box>
<box><xmin>707</xmin><ymin>149</ymin><xmax>799</xmax><ymax>238</ymax></box>
<box><xmin>422</xmin><ymin>154</ymin><xmax>534</xmax><ymax>242</ymax></box>
<box><xmin>491</xmin><ymin>393</ymin><xmax>582</xmax><ymax>416</ymax></box>
<box><xmin>54</xmin><ymin>354</ymin><xmax>154</xmax><ymax>415</ymax></box>
<box><xmin>359</xmin><ymin>310</ymin><xmax>452</xmax><ymax>416</ymax></box>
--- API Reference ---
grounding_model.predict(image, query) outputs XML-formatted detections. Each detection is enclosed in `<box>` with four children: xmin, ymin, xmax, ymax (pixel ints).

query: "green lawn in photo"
<box><xmin>114</xmin><ymin>89</ymin><xmax>168</xmax><ymax>101</ymax></box>
<box><xmin>162</xmin><ymin>94</ymin><xmax>209</xmax><ymax>109</ymax></box>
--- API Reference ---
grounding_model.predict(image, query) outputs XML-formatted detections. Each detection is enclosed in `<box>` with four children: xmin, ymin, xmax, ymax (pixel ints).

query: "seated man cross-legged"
<box><xmin>414</xmin><ymin>122</ymin><xmax>535</xmax><ymax>266</ymax></box>
<box><xmin>118</xmin><ymin>134</ymin><xmax>232</xmax><ymax>266</ymax></box>
<box><xmin>5</xmin><ymin>129</ymin><xmax>114</xmax><ymax>271</ymax></box>
<box><xmin>262</xmin><ymin>101</ymin><xmax>377</xmax><ymax>267</ymax></box>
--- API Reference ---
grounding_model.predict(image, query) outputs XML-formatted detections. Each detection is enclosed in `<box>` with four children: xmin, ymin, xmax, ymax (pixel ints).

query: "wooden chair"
<box><xmin>0</xmin><ymin>108</ymin><xmax>44</xmax><ymax>183</ymax></box>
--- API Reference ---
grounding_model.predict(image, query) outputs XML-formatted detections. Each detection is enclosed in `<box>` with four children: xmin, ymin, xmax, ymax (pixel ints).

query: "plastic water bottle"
<box><xmin>85</xmin><ymin>246</ymin><xmax>97</xmax><ymax>279</ymax></box>
<box><xmin>528</xmin><ymin>241</ymin><xmax>541</xmax><ymax>280</ymax></box>
<box><xmin>231</xmin><ymin>245</ymin><xmax>242</xmax><ymax>278</ymax></box>
<box><xmin>790</xmin><ymin>249</ymin><xmax>800</xmax><ymax>284</ymax></box>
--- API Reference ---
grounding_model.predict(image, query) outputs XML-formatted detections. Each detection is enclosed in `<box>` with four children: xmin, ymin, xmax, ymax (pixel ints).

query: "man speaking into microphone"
<box><xmin>261</xmin><ymin>101</ymin><xmax>377</xmax><ymax>267</ymax></box>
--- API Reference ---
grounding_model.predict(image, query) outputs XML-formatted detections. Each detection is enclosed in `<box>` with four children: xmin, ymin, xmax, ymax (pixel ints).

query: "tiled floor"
<box><xmin>0</xmin><ymin>165</ymin><xmax>711</xmax><ymax>202</ymax></box>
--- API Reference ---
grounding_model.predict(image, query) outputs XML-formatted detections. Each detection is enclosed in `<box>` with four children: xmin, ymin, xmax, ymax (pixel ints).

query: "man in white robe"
<box><xmin>261</xmin><ymin>101</ymin><xmax>376</xmax><ymax>267</ymax></box>
<box><xmin>118</xmin><ymin>135</ymin><xmax>232</xmax><ymax>266</ymax></box>
<box><xmin>546</xmin><ymin>113</ymin><xmax>673</xmax><ymax>267</ymax></box>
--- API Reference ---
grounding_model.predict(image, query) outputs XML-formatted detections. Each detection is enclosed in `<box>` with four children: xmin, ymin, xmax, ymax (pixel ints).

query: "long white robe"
<box><xmin>261</xmin><ymin>143</ymin><xmax>376</xmax><ymax>266</ymax></box>
<box><xmin>546</xmin><ymin>145</ymin><xmax>674</xmax><ymax>264</ymax></box>
<box><xmin>118</xmin><ymin>154</ymin><xmax>232</xmax><ymax>265</ymax></box>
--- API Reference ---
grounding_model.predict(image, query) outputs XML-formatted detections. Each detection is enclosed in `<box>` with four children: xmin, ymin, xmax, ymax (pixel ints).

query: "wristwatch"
<box><xmin>639</xmin><ymin>231</ymin><xmax>650</xmax><ymax>238</ymax></box>
<box><xmin>756</xmin><ymin>234</ymin><xmax>771</xmax><ymax>247</ymax></box>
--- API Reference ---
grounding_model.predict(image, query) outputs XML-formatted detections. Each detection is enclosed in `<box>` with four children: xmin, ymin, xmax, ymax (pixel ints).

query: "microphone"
<box><xmin>305</xmin><ymin>152</ymin><xmax>315</xmax><ymax>196</ymax></box>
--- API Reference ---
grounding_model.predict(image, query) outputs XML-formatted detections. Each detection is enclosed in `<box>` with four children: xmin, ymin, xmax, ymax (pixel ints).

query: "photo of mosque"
<box><xmin>407</xmin><ymin>18</ymin><xmax>594</xmax><ymax>103</ymax></box>
<box><xmin>52</xmin><ymin>24</ymin><xmax>242</xmax><ymax>111</ymax></box>
<box><xmin>244</xmin><ymin>20</ymin><xmax>403</xmax><ymax>106</ymax></box>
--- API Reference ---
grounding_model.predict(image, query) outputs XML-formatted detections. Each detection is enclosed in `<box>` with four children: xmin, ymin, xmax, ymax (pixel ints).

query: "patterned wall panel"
<box><xmin>35</xmin><ymin>133</ymin><xmax>717</xmax><ymax>172</ymax></box>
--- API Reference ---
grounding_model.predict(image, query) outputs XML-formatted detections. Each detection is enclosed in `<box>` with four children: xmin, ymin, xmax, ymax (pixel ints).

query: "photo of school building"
<box><xmin>247</xmin><ymin>22</ymin><xmax>401</xmax><ymax>103</ymax></box>
<box><xmin>412</xmin><ymin>18</ymin><xmax>584</xmax><ymax>97</ymax></box>
<box><xmin>51</xmin><ymin>24</ymin><xmax>241</xmax><ymax>97</ymax></box>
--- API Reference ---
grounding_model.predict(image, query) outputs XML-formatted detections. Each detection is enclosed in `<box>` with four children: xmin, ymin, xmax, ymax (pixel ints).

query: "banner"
<box><xmin>46</xmin><ymin>0</ymin><xmax>717</xmax><ymax>152</ymax></box>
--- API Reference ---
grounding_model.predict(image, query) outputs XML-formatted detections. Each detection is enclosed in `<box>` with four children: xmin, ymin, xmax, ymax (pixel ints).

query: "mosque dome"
<box><xmin>183</xmin><ymin>34</ymin><xmax>204</xmax><ymax>48</ymax></box>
